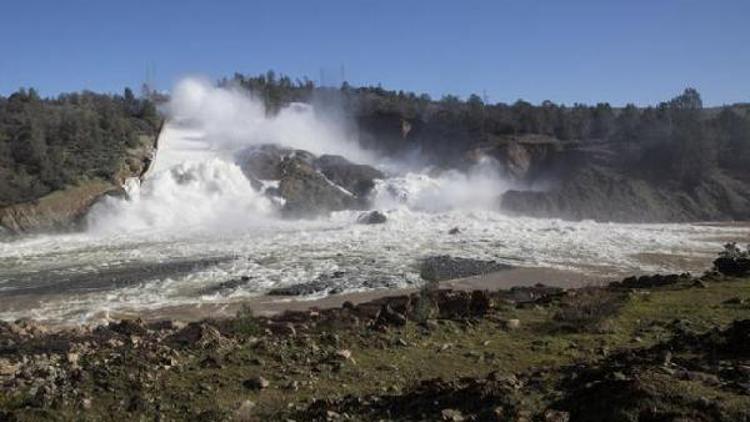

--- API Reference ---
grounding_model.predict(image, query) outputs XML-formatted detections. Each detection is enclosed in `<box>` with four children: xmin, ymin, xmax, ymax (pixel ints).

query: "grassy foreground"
<box><xmin>1</xmin><ymin>270</ymin><xmax>750</xmax><ymax>421</ymax></box>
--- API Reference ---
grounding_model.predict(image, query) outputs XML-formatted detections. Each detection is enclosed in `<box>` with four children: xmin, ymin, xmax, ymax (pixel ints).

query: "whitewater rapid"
<box><xmin>1</xmin><ymin>80</ymin><xmax>748</xmax><ymax>324</ymax></box>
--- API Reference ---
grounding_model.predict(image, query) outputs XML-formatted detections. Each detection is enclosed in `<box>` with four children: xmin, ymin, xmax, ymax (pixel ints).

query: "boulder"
<box><xmin>314</xmin><ymin>154</ymin><xmax>384</xmax><ymax>198</ymax></box>
<box><xmin>357</xmin><ymin>210</ymin><xmax>387</xmax><ymax>224</ymax></box>
<box><xmin>714</xmin><ymin>256</ymin><xmax>750</xmax><ymax>277</ymax></box>
<box><xmin>278</xmin><ymin>157</ymin><xmax>357</xmax><ymax>217</ymax></box>
<box><xmin>236</xmin><ymin>144</ymin><xmax>293</xmax><ymax>180</ymax></box>
<box><xmin>267</xmin><ymin>272</ymin><xmax>346</xmax><ymax>296</ymax></box>
<box><xmin>420</xmin><ymin>256</ymin><xmax>512</xmax><ymax>282</ymax></box>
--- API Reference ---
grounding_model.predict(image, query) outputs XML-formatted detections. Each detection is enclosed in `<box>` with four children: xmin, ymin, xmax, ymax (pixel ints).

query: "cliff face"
<box><xmin>500</xmin><ymin>165</ymin><xmax>750</xmax><ymax>223</ymax></box>
<box><xmin>357</xmin><ymin>111</ymin><xmax>750</xmax><ymax>223</ymax></box>
<box><xmin>0</xmin><ymin>133</ymin><xmax>157</xmax><ymax>234</ymax></box>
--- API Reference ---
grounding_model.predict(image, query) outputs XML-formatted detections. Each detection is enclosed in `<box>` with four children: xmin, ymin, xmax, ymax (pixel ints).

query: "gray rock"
<box><xmin>357</xmin><ymin>210</ymin><xmax>387</xmax><ymax>224</ymax></box>
<box><xmin>267</xmin><ymin>272</ymin><xmax>346</xmax><ymax>296</ymax></box>
<box><xmin>278</xmin><ymin>157</ymin><xmax>357</xmax><ymax>217</ymax></box>
<box><xmin>314</xmin><ymin>154</ymin><xmax>384</xmax><ymax>198</ymax></box>
<box><xmin>419</xmin><ymin>255</ymin><xmax>512</xmax><ymax>282</ymax></box>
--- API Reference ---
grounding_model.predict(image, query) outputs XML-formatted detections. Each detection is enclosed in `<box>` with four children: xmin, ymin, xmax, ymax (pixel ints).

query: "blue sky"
<box><xmin>1</xmin><ymin>0</ymin><xmax>748</xmax><ymax>106</ymax></box>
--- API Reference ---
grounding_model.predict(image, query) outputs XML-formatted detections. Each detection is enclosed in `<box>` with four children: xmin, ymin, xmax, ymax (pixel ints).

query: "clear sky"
<box><xmin>1</xmin><ymin>0</ymin><xmax>748</xmax><ymax>106</ymax></box>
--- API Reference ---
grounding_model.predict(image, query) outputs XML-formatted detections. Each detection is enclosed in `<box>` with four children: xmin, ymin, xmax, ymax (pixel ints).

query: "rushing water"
<box><xmin>1</xmin><ymin>80</ymin><xmax>748</xmax><ymax>324</ymax></box>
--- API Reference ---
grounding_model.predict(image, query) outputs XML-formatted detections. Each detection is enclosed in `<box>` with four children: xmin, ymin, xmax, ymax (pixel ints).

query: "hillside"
<box><xmin>0</xmin><ymin>89</ymin><xmax>161</xmax><ymax>233</ymax></box>
<box><xmin>2</xmin><ymin>250</ymin><xmax>750</xmax><ymax>420</ymax></box>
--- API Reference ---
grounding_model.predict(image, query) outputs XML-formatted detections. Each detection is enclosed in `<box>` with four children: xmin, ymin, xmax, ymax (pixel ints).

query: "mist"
<box><xmin>84</xmin><ymin>76</ymin><xmax>514</xmax><ymax>235</ymax></box>
<box><xmin>167</xmin><ymin>77</ymin><xmax>374</xmax><ymax>164</ymax></box>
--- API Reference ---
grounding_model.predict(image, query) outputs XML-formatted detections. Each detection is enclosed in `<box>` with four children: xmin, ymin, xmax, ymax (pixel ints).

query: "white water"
<box><xmin>0</xmin><ymin>78</ymin><xmax>748</xmax><ymax>324</ymax></box>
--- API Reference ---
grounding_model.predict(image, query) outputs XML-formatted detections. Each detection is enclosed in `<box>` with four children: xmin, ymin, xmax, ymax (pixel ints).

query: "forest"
<box><xmin>0</xmin><ymin>88</ymin><xmax>160</xmax><ymax>206</ymax></box>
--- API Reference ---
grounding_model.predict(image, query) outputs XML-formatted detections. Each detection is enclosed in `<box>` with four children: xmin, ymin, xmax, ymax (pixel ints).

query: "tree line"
<box><xmin>0</xmin><ymin>88</ymin><xmax>160</xmax><ymax>206</ymax></box>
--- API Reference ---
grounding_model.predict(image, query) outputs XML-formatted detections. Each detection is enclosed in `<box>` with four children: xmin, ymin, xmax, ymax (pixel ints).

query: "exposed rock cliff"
<box><xmin>0</xmin><ymin>133</ymin><xmax>157</xmax><ymax>234</ymax></box>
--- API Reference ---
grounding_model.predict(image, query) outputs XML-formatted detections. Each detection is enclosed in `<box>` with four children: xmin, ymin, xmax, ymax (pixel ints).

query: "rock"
<box><xmin>503</xmin><ymin>319</ymin><xmax>521</xmax><ymax>330</ymax></box>
<box><xmin>375</xmin><ymin>304</ymin><xmax>407</xmax><ymax>328</ymax></box>
<box><xmin>236</xmin><ymin>144</ymin><xmax>295</xmax><ymax>180</ymax></box>
<box><xmin>243</xmin><ymin>376</ymin><xmax>270</xmax><ymax>390</ymax></box>
<box><xmin>470</xmin><ymin>290</ymin><xmax>493</xmax><ymax>316</ymax></box>
<box><xmin>108</xmin><ymin>318</ymin><xmax>148</xmax><ymax>337</ymax></box>
<box><xmin>278</xmin><ymin>157</ymin><xmax>357</xmax><ymax>217</ymax></box>
<box><xmin>326</xmin><ymin>410</ymin><xmax>342</xmax><ymax>420</ymax></box>
<box><xmin>167</xmin><ymin>323</ymin><xmax>230</xmax><ymax>349</ymax></box>
<box><xmin>199</xmin><ymin>276</ymin><xmax>253</xmax><ymax>296</ymax></box>
<box><xmin>420</xmin><ymin>255</ymin><xmax>512</xmax><ymax>282</ymax></box>
<box><xmin>314</xmin><ymin>154</ymin><xmax>384</xmax><ymax>198</ymax></box>
<box><xmin>66</xmin><ymin>352</ymin><xmax>80</xmax><ymax>367</ymax></box>
<box><xmin>614</xmin><ymin>273</ymin><xmax>690</xmax><ymax>289</ymax></box>
<box><xmin>723</xmin><ymin>297</ymin><xmax>745</xmax><ymax>305</ymax></box>
<box><xmin>692</xmin><ymin>279</ymin><xmax>708</xmax><ymax>289</ymax></box>
<box><xmin>285</xmin><ymin>380</ymin><xmax>300</xmax><ymax>391</ymax></box>
<box><xmin>235</xmin><ymin>399</ymin><xmax>256</xmax><ymax>420</ymax></box>
<box><xmin>0</xmin><ymin>358</ymin><xmax>19</xmax><ymax>376</ymax></box>
<box><xmin>448</xmin><ymin>227</ymin><xmax>461</xmax><ymax>235</ymax></box>
<box><xmin>334</xmin><ymin>349</ymin><xmax>352</xmax><ymax>360</ymax></box>
<box><xmin>714</xmin><ymin>256</ymin><xmax>750</xmax><ymax>277</ymax></box>
<box><xmin>441</xmin><ymin>408</ymin><xmax>465</xmax><ymax>421</ymax></box>
<box><xmin>268</xmin><ymin>272</ymin><xmax>346</xmax><ymax>296</ymax></box>
<box><xmin>356</xmin><ymin>210</ymin><xmax>387</xmax><ymax>224</ymax></box>
<box><xmin>543</xmin><ymin>409</ymin><xmax>570</xmax><ymax>422</ymax></box>
<box><xmin>267</xmin><ymin>322</ymin><xmax>297</xmax><ymax>337</ymax></box>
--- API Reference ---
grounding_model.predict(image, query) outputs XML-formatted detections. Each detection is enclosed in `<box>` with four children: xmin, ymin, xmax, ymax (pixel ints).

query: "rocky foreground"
<box><xmin>1</xmin><ymin>249</ymin><xmax>750</xmax><ymax>421</ymax></box>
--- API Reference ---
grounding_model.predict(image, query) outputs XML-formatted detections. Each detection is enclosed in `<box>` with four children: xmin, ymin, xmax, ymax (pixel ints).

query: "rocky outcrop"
<box><xmin>0</xmin><ymin>129</ymin><xmax>159</xmax><ymax>234</ymax></box>
<box><xmin>237</xmin><ymin>144</ymin><xmax>384</xmax><ymax>217</ymax></box>
<box><xmin>501</xmin><ymin>166</ymin><xmax>750</xmax><ymax>223</ymax></box>
<box><xmin>314</xmin><ymin>154</ymin><xmax>384</xmax><ymax>198</ymax></box>
<box><xmin>0</xmin><ymin>180</ymin><xmax>120</xmax><ymax>233</ymax></box>
<box><xmin>467</xmin><ymin>134</ymin><xmax>571</xmax><ymax>182</ymax></box>
<box><xmin>357</xmin><ymin>210</ymin><xmax>387</xmax><ymax>224</ymax></box>
<box><xmin>277</xmin><ymin>157</ymin><xmax>358</xmax><ymax>217</ymax></box>
<box><xmin>420</xmin><ymin>255</ymin><xmax>512</xmax><ymax>282</ymax></box>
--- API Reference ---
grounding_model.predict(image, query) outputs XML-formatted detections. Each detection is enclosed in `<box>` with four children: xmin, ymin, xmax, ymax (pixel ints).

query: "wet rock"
<box><xmin>420</xmin><ymin>255</ymin><xmax>512</xmax><ymax>282</ymax></box>
<box><xmin>243</xmin><ymin>376</ymin><xmax>269</xmax><ymax>390</ymax></box>
<box><xmin>278</xmin><ymin>157</ymin><xmax>357</xmax><ymax>217</ymax></box>
<box><xmin>356</xmin><ymin>210</ymin><xmax>387</xmax><ymax>224</ymax></box>
<box><xmin>314</xmin><ymin>154</ymin><xmax>384</xmax><ymax>198</ymax></box>
<box><xmin>448</xmin><ymin>227</ymin><xmax>461</xmax><ymax>235</ymax></box>
<box><xmin>375</xmin><ymin>304</ymin><xmax>407</xmax><ymax>328</ymax></box>
<box><xmin>236</xmin><ymin>144</ymin><xmax>295</xmax><ymax>180</ymax></box>
<box><xmin>267</xmin><ymin>272</ymin><xmax>346</xmax><ymax>296</ymax></box>
<box><xmin>199</xmin><ymin>276</ymin><xmax>253</xmax><ymax>296</ymax></box>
